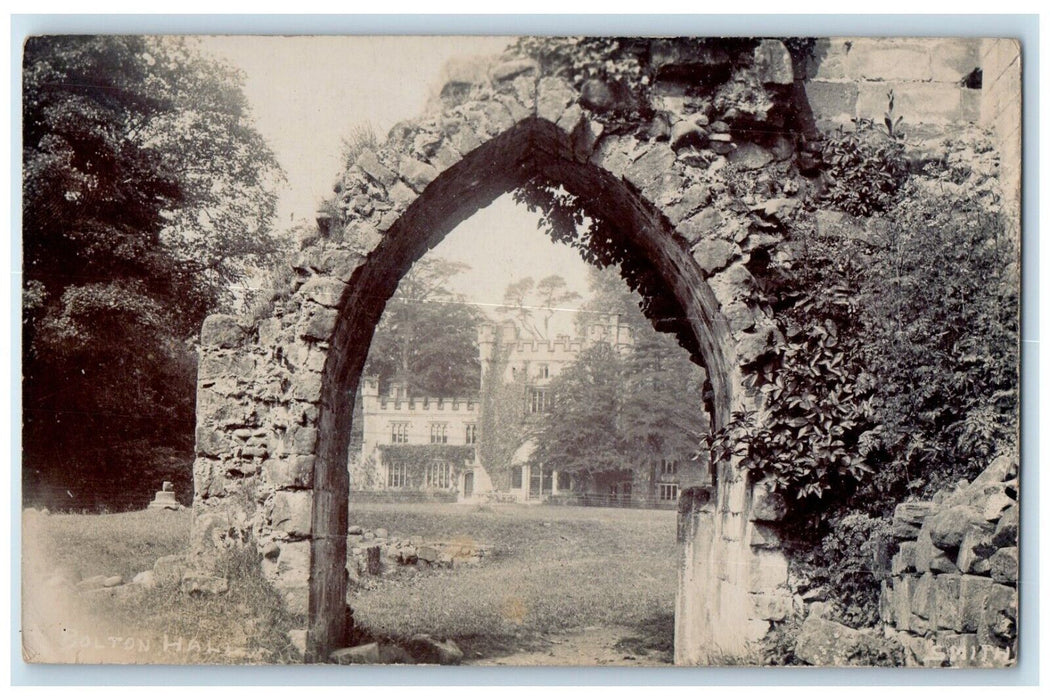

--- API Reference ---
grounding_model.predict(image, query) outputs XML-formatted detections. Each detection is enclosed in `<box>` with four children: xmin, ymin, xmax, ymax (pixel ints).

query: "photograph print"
<box><xmin>21</xmin><ymin>35</ymin><xmax>1021</xmax><ymax>668</ymax></box>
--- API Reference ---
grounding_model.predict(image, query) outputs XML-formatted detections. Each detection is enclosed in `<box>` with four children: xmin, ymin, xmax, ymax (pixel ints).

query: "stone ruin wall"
<box><xmin>879</xmin><ymin>454</ymin><xmax>1019</xmax><ymax>667</ymax></box>
<box><xmin>190</xmin><ymin>37</ymin><xmax>1021</xmax><ymax>663</ymax></box>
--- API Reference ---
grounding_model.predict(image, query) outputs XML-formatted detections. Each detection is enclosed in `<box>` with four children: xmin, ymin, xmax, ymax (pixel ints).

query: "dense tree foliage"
<box><xmin>363</xmin><ymin>257</ymin><xmax>482</xmax><ymax>397</ymax></box>
<box><xmin>533</xmin><ymin>268</ymin><xmax>710</xmax><ymax>479</ymax></box>
<box><xmin>22</xmin><ymin>36</ymin><xmax>283</xmax><ymax>509</ymax></box>
<box><xmin>714</xmin><ymin>128</ymin><xmax>1018</xmax><ymax>531</ymax></box>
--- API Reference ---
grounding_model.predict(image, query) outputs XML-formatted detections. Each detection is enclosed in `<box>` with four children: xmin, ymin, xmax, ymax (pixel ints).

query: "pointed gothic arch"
<box><xmin>193</xmin><ymin>44</ymin><xmax>800</xmax><ymax>663</ymax></box>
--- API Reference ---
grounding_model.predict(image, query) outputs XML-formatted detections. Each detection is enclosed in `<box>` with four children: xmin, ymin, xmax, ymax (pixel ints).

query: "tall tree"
<box><xmin>531</xmin><ymin>342</ymin><xmax>625</xmax><ymax>476</ymax></box>
<box><xmin>363</xmin><ymin>256</ymin><xmax>482</xmax><ymax>397</ymax></box>
<box><xmin>533</xmin><ymin>267</ymin><xmax>710</xmax><ymax>481</ymax></box>
<box><xmin>22</xmin><ymin>36</ymin><xmax>284</xmax><ymax>509</ymax></box>
<box><xmin>498</xmin><ymin>274</ymin><xmax>580</xmax><ymax>340</ymax></box>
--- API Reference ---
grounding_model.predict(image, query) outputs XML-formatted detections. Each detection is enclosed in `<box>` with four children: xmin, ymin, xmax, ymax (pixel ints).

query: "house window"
<box><xmin>660</xmin><ymin>459</ymin><xmax>678</xmax><ymax>477</ymax></box>
<box><xmin>465</xmin><ymin>423</ymin><xmax>478</xmax><ymax>444</ymax></box>
<box><xmin>659</xmin><ymin>483</ymin><xmax>679</xmax><ymax>501</ymax></box>
<box><xmin>528</xmin><ymin>387</ymin><xmax>551</xmax><ymax>413</ymax></box>
<box><xmin>426</xmin><ymin>460</ymin><xmax>452</xmax><ymax>489</ymax></box>
<box><xmin>387</xmin><ymin>461</ymin><xmax>408</xmax><ymax>488</ymax></box>
<box><xmin>390</xmin><ymin>422</ymin><xmax>410</xmax><ymax>444</ymax></box>
<box><xmin>429</xmin><ymin>423</ymin><xmax>448</xmax><ymax>444</ymax></box>
<box><xmin>512</xmin><ymin>466</ymin><xmax>523</xmax><ymax>489</ymax></box>
<box><xmin>537</xmin><ymin>364</ymin><xmax>549</xmax><ymax>379</ymax></box>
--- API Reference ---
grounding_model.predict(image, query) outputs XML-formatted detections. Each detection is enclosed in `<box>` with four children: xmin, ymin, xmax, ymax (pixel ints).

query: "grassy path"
<box><xmin>347</xmin><ymin>502</ymin><xmax>677</xmax><ymax>663</ymax></box>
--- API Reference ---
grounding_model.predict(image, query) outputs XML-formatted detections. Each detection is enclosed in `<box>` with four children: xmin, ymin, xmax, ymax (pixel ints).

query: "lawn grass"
<box><xmin>347</xmin><ymin>502</ymin><xmax>677</xmax><ymax>661</ymax></box>
<box><xmin>22</xmin><ymin>502</ymin><xmax>678</xmax><ymax>664</ymax></box>
<box><xmin>22</xmin><ymin>508</ymin><xmax>303</xmax><ymax>664</ymax></box>
<box><xmin>24</xmin><ymin>508</ymin><xmax>191</xmax><ymax>583</ymax></box>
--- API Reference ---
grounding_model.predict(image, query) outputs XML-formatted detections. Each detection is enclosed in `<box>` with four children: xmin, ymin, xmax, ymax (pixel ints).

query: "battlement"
<box><xmin>502</xmin><ymin>339</ymin><xmax>586</xmax><ymax>356</ymax></box>
<box><xmin>375</xmin><ymin>395</ymin><xmax>479</xmax><ymax>413</ymax></box>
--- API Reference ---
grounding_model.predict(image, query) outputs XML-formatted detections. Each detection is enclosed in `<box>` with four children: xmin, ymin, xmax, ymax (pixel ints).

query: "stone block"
<box><xmin>663</xmin><ymin>183</ymin><xmax>712</xmax><ymax>226</ymax></box>
<box><xmin>913</xmin><ymin>527</ymin><xmax>940</xmax><ymax>574</ymax></box>
<box><xmin>491</xmin><ymin>58</ymin><xmax>537</xmax><ymax>83</ymax></box>
<box><xmin>932</xmin><ymin>574</ymin><xmax>962</xmax><ymax>631</ymax></box>
<box><xmin>200</xmin><ymin>314</ymin><xmax>247</xmax><ymax>348</ymax></box>
<box><xmin>751</xmin><ymin>480</ymin><xmax>788</xmax><ymax>522</ymax></box>
<box><xmin>625</xmin><ymin>144</ymin><xmax>677</xmax><ymax>192</ymax></box>
<box><xmin>747</xmin><ymin>549</ymin><xmax>788</xmax><ymax>593</ymax></box>
<box><xmin>264</xmin><ymin>456</ymin><xmax>315</xmax><ymax>490</ymax></box>
<box><xmin>992</xmin><ymin>505</ymin><xmax>1018</xmax><ymax>548</ymax></box>
<box><xmin>681</xmin><ymin>212</ymin><xmax>728</xmax><ymax>249</ymax></box>
<box><xmin>988</xmin><ymin>547</ymin><xmax>1018</xmax><ymax>585</ymax></box>
<box><xmin>289</xmin><ymin>425</ymin><xmax>318</xmax><ymax>455</ymax></box>
<box><xmin>749</xmin><ymin>523</ymin><xmax>781</xmax><ymax>550</ymax></box>
<box><xmin>735</xmin><ymin>327</ymin><xmax>775</xmax><ymax>367</ymax></box>
<box><xmin>959</xmin><ymin>575</ymin><xmax>993</xmax><ymax>633</ymax></box>
<box><xmin>857</xmin><ymin>83</ymin><xmax>965</xmax><ymax>126</ymax></box>
<box><xmin>271</xmin><ymin>491</ymin><xmax>313</xmax><ymax>539</ymax></box>
<box><xmin>556</xmin><ymin>104</ymin><xmax>583</xmax><ymax>134</ymax></box>
<box><xmin>536</xmin><ymin>77</ymin><xmax>575</xmax><ymax>125</ymax></box>
<box><xmin>753</xmin><ymin>40</ymin><xmax>793</xmax><ymax>85</ymax></box>
<box><xmin>291</xmin><ymin>371</ymin><xmax>323</xmax><ymax>404</ymax></box>
<box><xmin>891</xmin><ymin>541</ymin><xmax>916</xmax><ymax>575</ymax></box>
<box><xmin>892</xmin><ymin>576</ymin><xmax>914</xmax><ymax>628</ymax></box>
<box><xmin>803</xmin><ymin>80</ymin><xmax>859</xmax><ymax>123</ymax></box>
<box><xmin>794</xmin><ymin>613</ymin><xmax>894</xmax><ymax>666</ymax></box>
<box><xmin>973</xmin><ymin>453</ymin><xmax>1017</xmax><ymax>485</ymax></box>
<box><xmin>978</xmin><ymin>583</ymin><xmax>1017</xmax><ymax>648</ymax></box>
<box><xmin>958</xmin><ymin>527</ymin><xmax>995</xmax><ymax>574</ymax></box>
<box><xmin>355</xmin><ymin>149</ymin><xmax>396</xmax><ymax>186</ymax></box>
<box><xmin>974</xmin><ymin>644</ymin><xmax>1013</xmax><ymax>668</ymax></box>
<box><xmin>727</xmin><ymin>142</ymin><xmax>775</xmax><ymax>171</ymax></box>
<box><xmin>929</xmin><ymin>39</ymin><xmax>982</xmax><ymax>83</ymax></box>
<box><xmin>198</xmin><ymin>351</ymin><xmax>256</xmax><ymax>381</ymax></box>
<box><xmin>670</xmin><ymin>119</ymin><xmax>709</xmax><ymax>151</ymax></box>
<box><xmin>299</xmin><ymin>276</ymin><xmax>346</xmax><ymax>309</ymax></box>
<box><xmin>297</xmin><ymin>304</ymin><xmax>339</xmax><ymax>341</ymax></box>
<box><xmin>195</xmin><ymin>427</ymin><xmax>227</xmax><ymax>458</ymax></box>
<box><xmin>848</xmin><ymin>42</ymin><xmax>932</xmax><ymax>82</ymax></box>
<box><xmin>929</xmin><ymin>551</ymin><xmax>959</xmax><ymax>574</ymax></box>
<box><xmin>910</xmin><ymin>572</ymin><xmax>934</xmax><ymax>620</ymax></box>
<box><xmin>749</xmin><ymin>592</ymin><xmax>792</xmax><ymax>621</ymax></box>
<box><xmin>927</xmin><ymin>505</ymin><xmax>986</xmax><ymax>550</ymax></box>
<box><xmin>275</xmin><ymin>540</ymin><xmax>311</xmax><ymax>579</ymax></box>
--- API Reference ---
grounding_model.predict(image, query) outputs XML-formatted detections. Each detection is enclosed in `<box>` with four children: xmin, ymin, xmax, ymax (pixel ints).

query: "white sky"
<box><xmin>198</xmin><ymin>36</ymin><xmax>594</xmax><ymax>336</ymax></box>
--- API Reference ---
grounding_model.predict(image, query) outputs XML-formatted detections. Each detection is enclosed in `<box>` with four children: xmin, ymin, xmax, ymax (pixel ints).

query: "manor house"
<box><xmin>350</xmin><ymin>314</ymin><xmax>706</xmax><ymax>507</ymax></box>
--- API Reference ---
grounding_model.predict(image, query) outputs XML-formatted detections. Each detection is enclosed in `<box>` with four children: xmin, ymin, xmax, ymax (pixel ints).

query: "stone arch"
<box><xmin>193</xmin><ymin>42</ymin><xmax>799</xmax><ymax>663</ymax></box>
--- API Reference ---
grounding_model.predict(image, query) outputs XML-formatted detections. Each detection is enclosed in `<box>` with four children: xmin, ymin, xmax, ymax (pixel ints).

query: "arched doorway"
<box><xmin>193</xmin><ymin>48</ymin><xmax>797</xmax><ymax>663</ymax></box>
<box><xmin>309</xmin><ymin>117</ymin><xmax>736</xmax><ymax>658</ymax></box>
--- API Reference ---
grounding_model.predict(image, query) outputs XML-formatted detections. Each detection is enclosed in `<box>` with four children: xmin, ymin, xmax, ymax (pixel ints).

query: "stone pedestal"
<box><xmin>147</xmin><ymin>482</ymin><xmax>181</xmax><ymax>510</ymax></box>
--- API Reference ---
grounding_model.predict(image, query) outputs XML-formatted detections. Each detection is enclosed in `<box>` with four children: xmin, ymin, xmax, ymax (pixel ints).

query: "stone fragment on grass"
<box><xmin>406</xmin><ymin>634</ymin><xmax>463</xmax><ymax>665</ymax></box>
<box><xmin>287</xmin><ymin>629</ymin><xmax>307</xmax><ymax>657</ymax></box>
<box><xmin>75</xmin><ymin>575</ymin><xmax>109</xmax><ymax>591</ymax></box>
<box><xmin>330</xmin><ymin>642</ymin><xmax>380</xmax><ymax>665</ymax></box>
<box><xmin>132</xmin><ymin>570</ymin><xmax>156</xmax><ymax>589</ymax></box>
<box><xmin>153</xmin><ymin>554</ymin><xmax>188</xmax><ymax>586</ymax></box>
<box><xmin>181</xmin><ymin>574</ymin><xmax>229</xmax><ymax>595</ymax></box>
